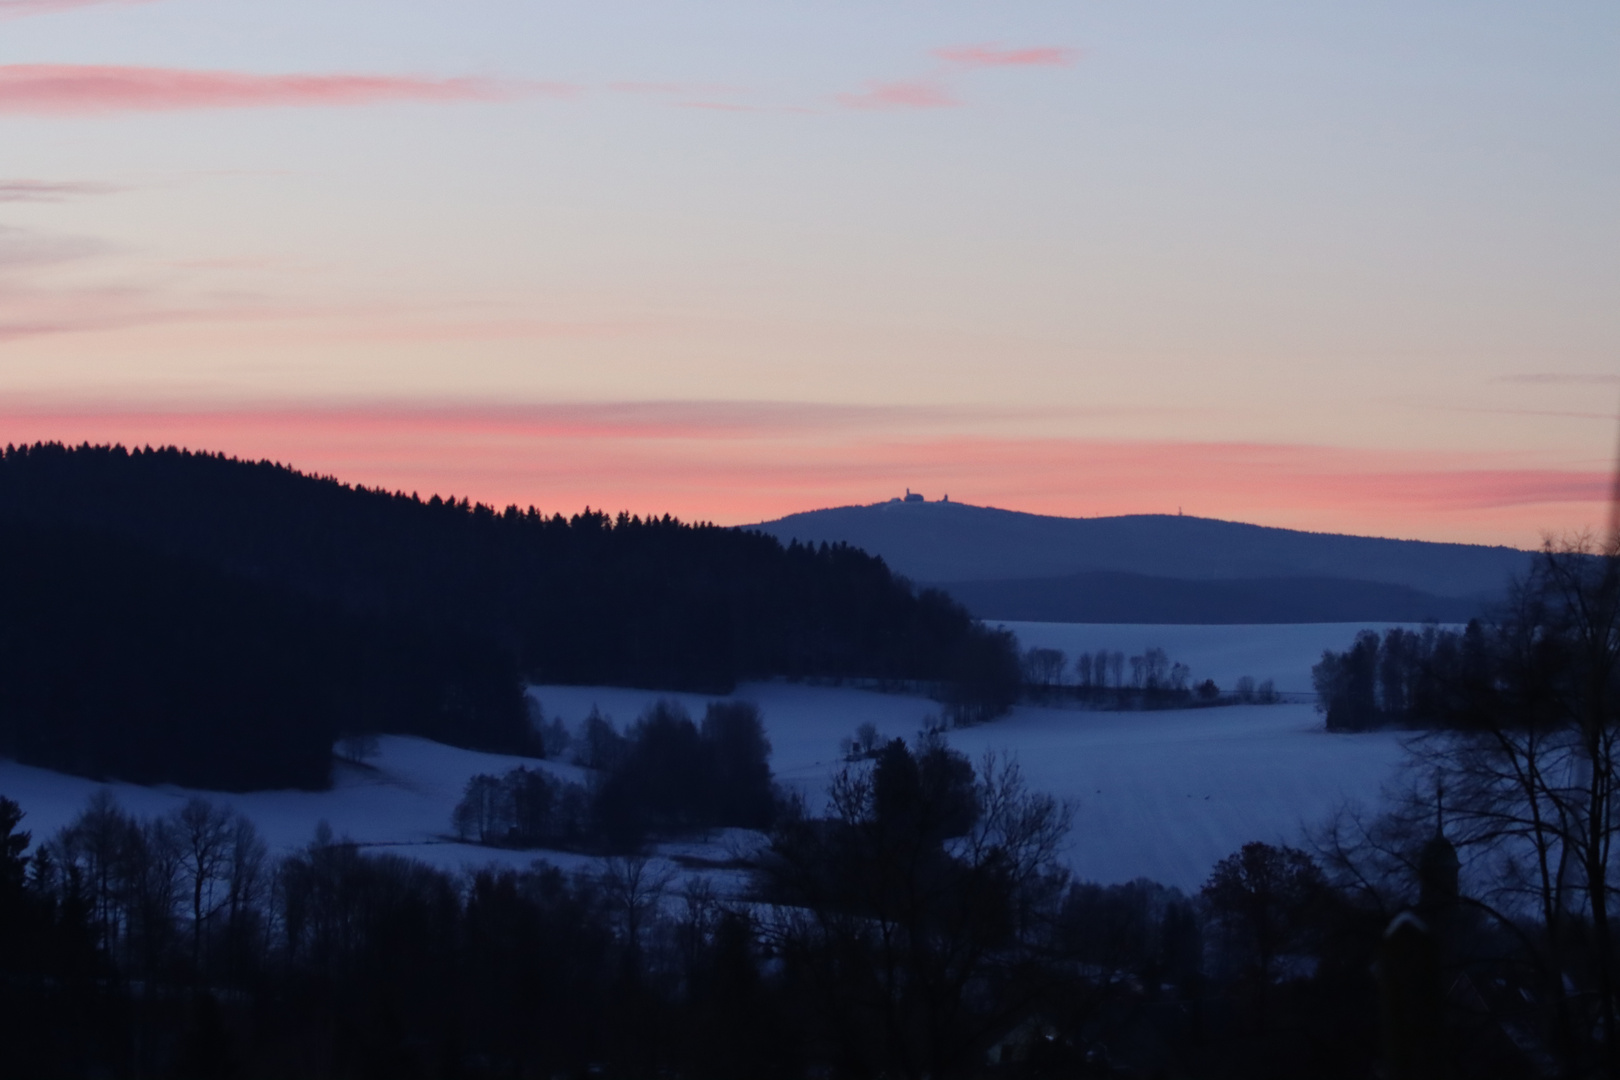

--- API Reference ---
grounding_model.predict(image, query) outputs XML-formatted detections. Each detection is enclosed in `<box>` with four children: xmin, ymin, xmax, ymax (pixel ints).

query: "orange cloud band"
<box><xmin>0</xmin><ymin>400</ymin><xmax>1603</xmax><ymax>547</ymax></box>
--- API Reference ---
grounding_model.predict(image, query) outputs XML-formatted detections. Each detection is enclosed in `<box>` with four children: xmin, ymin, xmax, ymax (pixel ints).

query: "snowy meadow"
<box><xmin>0</xmin><ymin>622</ymin><xmax>1405</xmax><ymax>892</ymax></box>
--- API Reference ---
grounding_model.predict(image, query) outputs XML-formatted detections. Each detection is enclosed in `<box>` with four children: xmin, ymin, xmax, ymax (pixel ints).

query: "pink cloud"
<box><xmin>933</xmin><ymin>44</ymin><xmax>1080</xmax><ymax>69</ymax></box>
<box><xmin>836</xmin><ymin>79</ymin><xmax>958</xmax><ymax>111</ymax></box>
<box><xmin>0</xmin><ymin>399</ymin><xmax>1603</xmax><ymax>547</ymax></box>
<box><xmin>836</xmin><ymin>44</ymin><xmax>1075</xmax><ymax>113</ymax></box>
<box><xmin>0</xmin><ymin>400</ymin><xmax>1002</xmax><ymax>445</ymax></box>
<box><xmin>0</xmin><ymin>178</ymin><xmax>122</xmax><ymax>201</ymax></box>
<box><xmin>0</xmin><ymin>65</ymin><xmax>575</xmax><ymax>116</ymax></box>
<box><xmin>0</xmin><ymin>0</ymin><xmax>156</xmax><ymax>19</ymax></box>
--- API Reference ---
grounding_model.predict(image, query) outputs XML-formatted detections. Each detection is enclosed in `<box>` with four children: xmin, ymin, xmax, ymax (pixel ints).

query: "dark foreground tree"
<box><xmin>1314</xmin><ymin>535</ymin><xmax>1620</xmax><ymax>1077</ymax></box>
<box><xmin>756</xmin><ymin>738</ymin><xmax>1070</xmax><ymax>1079</ymax></box>
<box><xmin>1201</xmin><ymin>841</ymin><xmax>1326</xmax><ymax>1029</ymax></box>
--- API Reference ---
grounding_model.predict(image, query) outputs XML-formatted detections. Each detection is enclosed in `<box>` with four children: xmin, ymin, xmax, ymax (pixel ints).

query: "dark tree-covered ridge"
<box><xmin>0</xmin><ymin>516</ymin><xmax>529</xmax><ymax>790</ymax></box>
<box><xmin>0</xmin><ymin>519</ymin><xmax>348</xmax><ymax>790</ymax></box>
<box><xmin>0</xmin><ymin>442</ymin><xmax>1017</xmax><ymax>790</ymax></box>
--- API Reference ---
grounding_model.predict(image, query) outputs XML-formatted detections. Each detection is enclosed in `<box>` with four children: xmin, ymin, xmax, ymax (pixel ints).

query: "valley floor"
<box><xmin>1</xmin><ymin>689</ymin><xmax>1407</xmax><ymax>894</ymax></box>
<box><xmin>0</xmin><ymin>620</ymin><xmax>1416</xmax><ymax>892</ymax></box>
<box><xmin>536</xmin><ymin>681</ymin><xmax>1407</xmax><ymax>889</ymax></box>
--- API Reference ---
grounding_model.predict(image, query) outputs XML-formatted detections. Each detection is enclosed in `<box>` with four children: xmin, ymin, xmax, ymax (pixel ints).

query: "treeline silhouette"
<box><xmin>454</xmin><ymin>700</ymin><xmax>778</xmax><ymax>851</ymax></box>
<box><xmin>1311</xmin><ymin>623</ymin><xmax>1489</xmax><ymax>731</ymax></box>
<box><xmin>0</xmin><ymin>749</ymin><xmax>1201</xmax><ymax>1080</ymax></box>
<box><xmin>1016</xmin><ymin>643</ymin><xmax>1277</xmax><ymax>708</ymax></box>
<box><xmin>0</xmin><ymin>442</ymin><xmax>1018</xmax><ymax>789</ymax></box>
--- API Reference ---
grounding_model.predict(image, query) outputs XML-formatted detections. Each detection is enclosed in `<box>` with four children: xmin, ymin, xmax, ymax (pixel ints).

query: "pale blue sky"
<box><xmin>0</xmin><ymin>1</ymin><xmax>1615</xmax><ymax>541</ymax></box>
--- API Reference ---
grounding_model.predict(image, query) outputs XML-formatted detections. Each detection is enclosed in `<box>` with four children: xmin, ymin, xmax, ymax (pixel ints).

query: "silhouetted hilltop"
<box><xmin>751</xmin><ymin>499</ymin><xmax>1534</xmax><ymax>623</ymax></box>
<box><xmin>0</xmin><ymin>444</ymin><xmax>1016</xmax><ymax>789</ymax></box>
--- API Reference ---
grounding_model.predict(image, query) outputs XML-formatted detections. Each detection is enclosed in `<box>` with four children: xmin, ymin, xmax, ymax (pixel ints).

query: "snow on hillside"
<box><xmin>0</xmin><ymin>736</ymin><xmax>608</xmax><ymax>876</ymax></box>
<box><xmin>0</xmin><ymin>625</ymin><xmax>1416</xmax><ymax>893</ymax></box>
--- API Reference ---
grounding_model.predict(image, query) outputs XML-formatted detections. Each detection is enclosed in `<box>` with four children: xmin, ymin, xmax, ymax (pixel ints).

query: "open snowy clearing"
<box><xmin>0</xmin><ymin>624</ymin><xmax>1416</xmax><ymax>893</ymax></box>
<box><xmin>0</xmin><ymin>735</ymin><xmax>613</xmax><ymax>873</ymax></box>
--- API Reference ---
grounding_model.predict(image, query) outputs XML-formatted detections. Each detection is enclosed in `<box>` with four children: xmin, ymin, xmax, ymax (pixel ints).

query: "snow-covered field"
<box><xmin>0</xmin><ymin>624</ymin><xmax>1415</xmax><ymax>894</ymax></box>
<box><xmin>533</xmin><ymin>683</ymin><xmax>1406</xmax><ymax>890</ymax></box>
<box><xmin>0</xmin><ymin>735</ymin><xmax>613</xmax><ymax>874</ymax></box>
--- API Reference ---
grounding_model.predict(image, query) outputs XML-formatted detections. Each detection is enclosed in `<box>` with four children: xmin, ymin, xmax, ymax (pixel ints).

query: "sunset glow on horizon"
<box><xmin>2</xmin><ymin>1</ymin><xmax>1615</xmax><ymax>549</ymax></box>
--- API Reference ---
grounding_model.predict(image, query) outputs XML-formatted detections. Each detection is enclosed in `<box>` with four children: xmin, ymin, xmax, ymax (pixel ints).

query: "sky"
<box><xmin>0</xmin><ymin>1</ymin><xmax>1615</xmax><ymax>546</ymax></box>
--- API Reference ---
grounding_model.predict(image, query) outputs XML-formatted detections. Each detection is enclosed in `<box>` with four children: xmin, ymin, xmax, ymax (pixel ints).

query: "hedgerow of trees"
<box><xmin>1017</xmin><ymin>643</ymin><xmax>1274</xmax><ymax>708</ymax></box>
<box><xmin>1311</xmin><ymin>622</ymin><xmax>1491</xmax><ymax>732</ymax></box>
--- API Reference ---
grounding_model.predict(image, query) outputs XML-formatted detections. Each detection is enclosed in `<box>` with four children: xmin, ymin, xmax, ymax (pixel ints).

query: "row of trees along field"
<box><xmin>1311</xmin><ymin>621</ymin><xmax>1491</xmax><ymax>732</ymax></box>
<box><xmin>0</xmin><ymin>442</ymin><xmax>1019</xmax><ymax>791</ymax></box>
<box><xmin>1018</xmin><ymin>644</ymin><xmax>1276</xmax><ymax>706</ymax></box>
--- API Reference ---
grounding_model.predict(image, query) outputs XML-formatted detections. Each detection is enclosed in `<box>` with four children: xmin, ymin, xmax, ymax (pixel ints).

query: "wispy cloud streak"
<box><xmin>836</xmin><ymin>80</ymin><xmax>958</xmax><ymax>111</ymax></box>
<box><xmin>0</xmin><ymin>65</ymin><xmax>575</xmax><ymax>116</ymax></box>
<box><xmin>0</xmin><ymin>399</ymin><xmax>1074</xmax><ymax>442</ymax></box>
<box><xmin>837</xmin><ymin>42</ymin><xmax>1077</xmax><ymax>111</ymax></box>
<box><xmin>0</xmin><ymin>179</ymin><xmax>122</xmax><ymax>201</ymax></box>
<box><xmin>0</xmin><ymin>0</ymin><xmax>156</xmax><ymax>19</ymax></box>
<box><xmin>933</xmin><ymin>45</ymin><xmax>1080</xmax><ymax>68</ymax></box>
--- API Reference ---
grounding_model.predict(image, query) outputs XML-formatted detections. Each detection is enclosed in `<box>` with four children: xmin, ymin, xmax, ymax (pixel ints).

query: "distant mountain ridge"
<box><xmin>748</xmin><ymin>500</ymin><xmax>1535</xmax><ymax>624</ymax></box>
<box><xmin>940</xmin><ymin>571</ymin><xmax>1484</xmax><ymax>625</ymax></box>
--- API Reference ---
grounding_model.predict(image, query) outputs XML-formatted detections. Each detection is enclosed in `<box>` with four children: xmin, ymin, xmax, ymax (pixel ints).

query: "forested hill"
<box><xmin>753</xmin><ymin>499</ymin><xmax>1534</xmax><ymax>623</ymax></box>
<box><xmin>0</xmin><ymin>443</ymin><xmax>1016</xmax><ymax>791</ymax></box>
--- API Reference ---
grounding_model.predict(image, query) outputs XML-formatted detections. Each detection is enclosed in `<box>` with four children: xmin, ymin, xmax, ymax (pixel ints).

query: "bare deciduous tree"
<box><xmin>174</xmin><ymin>797</ymin><xmax>234</xmax><ymax>971</ymax></box>
<box><xmin>1021</xmin><ymin>647</ymin><xmax>1066</xmax><ymax>697</ymax></box>
<box><xmin>599</xmin><ymin>854</ymin><xmax>675</xmax><ymax>975</ymax></box>
<box><xmin>1315</xmin><ymin>536</ymin><xmax>1620</xmax><ymax>1075</ymax></box>
<box><xmin>756</xmin><ymin>742</ymin><xmax>1072</xmax><ymax>1079</ymax></box>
